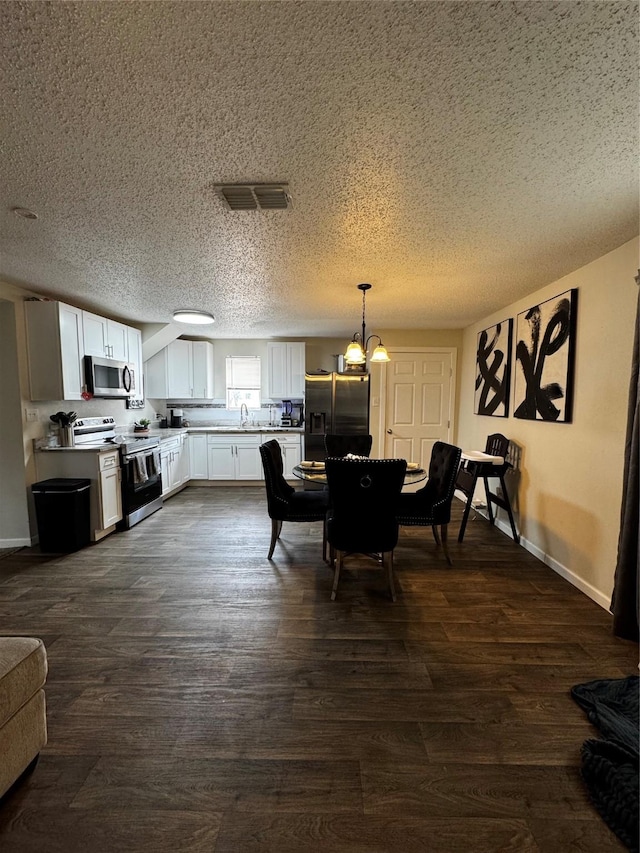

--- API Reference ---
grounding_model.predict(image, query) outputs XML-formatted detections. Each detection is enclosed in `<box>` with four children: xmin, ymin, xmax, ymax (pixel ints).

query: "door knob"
<box><xmin>387</xmin><ymin>429</ymin><xmax>392</xmax><ymax>434</ymax></box>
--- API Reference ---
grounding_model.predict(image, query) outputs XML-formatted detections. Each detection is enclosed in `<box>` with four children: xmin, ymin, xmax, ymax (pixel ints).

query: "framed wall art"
<box><xmin>514</xmin><ymin>288</ymin><xmax>578</xmax><ymax>423</ymax></box>
<box><xmin>474</xmin><ymin>318</ymin><xmax>513</xmax><ymax>417</ymax></box>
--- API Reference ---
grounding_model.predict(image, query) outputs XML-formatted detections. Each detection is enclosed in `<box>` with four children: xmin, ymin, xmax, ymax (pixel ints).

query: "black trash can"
<box><xmin>31</xmin><ymin>478</ymin><xmax>91</xmax><ymax>553</ymax></box>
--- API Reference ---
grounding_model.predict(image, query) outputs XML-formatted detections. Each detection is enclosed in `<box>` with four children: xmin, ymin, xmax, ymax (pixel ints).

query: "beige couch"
<box><xmin>0</xmin><ymin>637</ymin><xmax>48</xmax><ymax>799</ymax></box>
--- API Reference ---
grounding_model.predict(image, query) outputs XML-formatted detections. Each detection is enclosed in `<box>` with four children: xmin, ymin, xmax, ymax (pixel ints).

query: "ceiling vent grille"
<box><xmin>215</xmin><ymin>183</ymin><xmax>291</xmax><ymax>211</ymax></box>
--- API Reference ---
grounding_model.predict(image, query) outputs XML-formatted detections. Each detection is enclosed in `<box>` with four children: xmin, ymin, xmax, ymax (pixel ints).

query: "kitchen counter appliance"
<box><xmin>71</xmin><ymin>416</ymin><xmax>163</xmax><ymax>529</ymax></box>
<box><xmin>281</xmin><ymin>400</ymin><xmax>303</xmax><ymax>427</ymax></box>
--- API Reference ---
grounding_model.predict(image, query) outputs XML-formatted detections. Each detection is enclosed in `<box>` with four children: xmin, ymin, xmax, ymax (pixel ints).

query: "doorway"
<box><xmin>378</xmin><ymin>348</ymin><xmax>456</xmax><ymax>470</ymax></box>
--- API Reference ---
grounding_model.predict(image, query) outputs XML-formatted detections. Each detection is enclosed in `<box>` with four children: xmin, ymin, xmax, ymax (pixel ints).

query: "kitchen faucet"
<box><xmin>240</xmin><ymin>403</ymin><xmax>249</xmax><ymax>426</ymax></box>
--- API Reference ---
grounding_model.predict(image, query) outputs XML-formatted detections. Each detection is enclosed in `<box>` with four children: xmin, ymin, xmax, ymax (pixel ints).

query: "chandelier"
<box><xmin>344</xmin><ymin>283</ymin><xmax>390</xmax><ymax>365</ymax></box>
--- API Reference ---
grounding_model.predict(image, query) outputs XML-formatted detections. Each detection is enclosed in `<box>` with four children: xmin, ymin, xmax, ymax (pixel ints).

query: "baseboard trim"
<box><xmin>469</xmin><ymin>505</ymin><xmax>611</xmax><ymax>611</ymax></box>
<box><xmin>0</xmin><ymin>537</ymin><xmax>32</xmax><ymax>548</ymax></box>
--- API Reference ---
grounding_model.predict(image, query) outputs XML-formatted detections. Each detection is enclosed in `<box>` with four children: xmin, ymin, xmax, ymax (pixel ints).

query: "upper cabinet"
<box><xmin>145</xmin><ymin>339</ymin><xmax>214</xmax><ymax>399</ymax></box>
<box><xmin>126</xmin><ymin>326</ymin><xmax>144</xmax><ymax>403</ymax></box>
<box><xmin>267</xmin><ymin>342</ymin><xmax>305</xmax><ymax>398</ymax></box>
<box><xmin>82</xmin><ymin>311</ymin><xmax>129</xmax><ymax>361</ymax></box>
<box><xmin>25</xmin><ymin>300</ymin><xmax>145</xmax><ymax>402</ymax></box>
<box><xmin>25</xmin><ymin>300</ymin><xmax>85</xmax><ymax>401</ymax></box>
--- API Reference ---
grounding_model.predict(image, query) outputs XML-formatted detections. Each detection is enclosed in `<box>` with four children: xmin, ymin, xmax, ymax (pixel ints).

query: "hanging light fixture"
<box><xmin>344</xmin><ymin>283</ymin><xmax>390</xmax><ymax>365</ymax></box>
<box><xmin>172</xmin><ymin>309</ymin><xmax>215</xmax><ymax>324</ymax></box>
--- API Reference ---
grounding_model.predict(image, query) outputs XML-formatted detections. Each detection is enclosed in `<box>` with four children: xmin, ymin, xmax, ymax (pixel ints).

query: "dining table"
<box><xmin>293</xmin><ymin>462</ymin><xmax>428</xmax><ymax>487</ymax></box>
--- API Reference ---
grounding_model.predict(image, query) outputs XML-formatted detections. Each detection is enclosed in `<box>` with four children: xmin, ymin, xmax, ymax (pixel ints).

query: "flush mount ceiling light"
<box><xmin>172</xmin><ymin>309</ymin><xmax>215</xmax><ymax>325</ymax></box>
<box><xmin>214</xmin><ymin>183</ymin><xmax>291</xmax><ymax>211</ymax></box>
<box><xmin>344</xmin><ymin>283</ymin><xmax>390</xmax><ymax>366</ymax></box>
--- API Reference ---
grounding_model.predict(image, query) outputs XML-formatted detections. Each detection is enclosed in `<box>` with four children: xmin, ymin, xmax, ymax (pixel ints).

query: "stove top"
<box><xmin>72</xmin><ymin>417</ymin><xmax>159</xmax><ymax>454</ymax></box>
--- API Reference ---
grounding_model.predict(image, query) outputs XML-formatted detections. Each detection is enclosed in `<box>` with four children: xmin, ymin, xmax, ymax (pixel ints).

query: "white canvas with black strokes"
<box><xmin>514</xmin><ymin>289</ymin><xmax>578</xmax><ymax>423</ymax></box>
<box><xmin>474</xmin><ymin>318</ymin><xmax>513</xmax><ymax>417</ymax></box>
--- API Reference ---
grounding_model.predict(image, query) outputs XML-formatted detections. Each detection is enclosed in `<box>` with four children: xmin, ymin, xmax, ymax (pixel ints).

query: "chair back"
<box><xmin>325</xmin><ymin>458</ymin><xmax>406</xmax><ymax>554</ymax></box>
<box><xmin>324</xmin><ymin>434</ymin><xmax>373</xmax><ymax>458</ymax></box>
<box><xmin>413</xmin><ymin>441</ymin><xmax>462</xmax><ymax>523</ymax></box>
<box><xmin>485</xmin><ymin>433</ymin><xmax>509</xmax><ymax>460</ymax></box>
<box><xmin>259</xmin><ymin>440</ymin><xmax>295</xmax><ymax>519</ymax></box>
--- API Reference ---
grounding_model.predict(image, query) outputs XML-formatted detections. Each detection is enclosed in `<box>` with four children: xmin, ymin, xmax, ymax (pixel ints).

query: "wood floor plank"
<box><xmin>360</xmin><ymin>761</ymin><xmax>599</xmax><ymax>819</ymax></box>
<box><xmin>71</xmin><ymin>757</ymin><xmax>363</xmax><ymax>813</ymax></box>
<box><xmin>0</xmin><ymin>486</ymin><xmax>632</xmax><ymax>853</ymax></box>
<box><xmin>213</xmin><ymin>813</ymin><xmax>539</xmax><ymax>853</ymax></box>
<box><xmin>0</xmin><ymin>808</ymin><xmax>222</xmax><ymax>853</ymax></box>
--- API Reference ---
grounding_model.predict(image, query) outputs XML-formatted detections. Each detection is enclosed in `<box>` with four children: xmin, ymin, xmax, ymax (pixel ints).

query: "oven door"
<box><xmin>119</xmin><ymin>447</ymin><xmax>163</xmax><ymax>528</ymax></box>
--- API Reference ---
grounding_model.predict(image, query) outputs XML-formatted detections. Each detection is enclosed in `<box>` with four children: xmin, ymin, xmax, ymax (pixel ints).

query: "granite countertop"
<box><xmin>37</xmin><ymin>425</ymin><xmax>304</xmax><ymax>452</ymax></box>
<box><xmin>183</xmin><ymin>425</ymin><xmax>303</xmax><ymax>434</ymax></box>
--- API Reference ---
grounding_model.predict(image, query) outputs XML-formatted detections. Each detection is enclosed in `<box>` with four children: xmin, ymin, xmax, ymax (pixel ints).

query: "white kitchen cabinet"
<box><xmin>25</xmin><ymin>300</ymin><xmax>85</xmax><ymax>401</ymax></box>
<box><xmin>126</xmin><ymin>326</ymin><xmax>144</xmax><ymax>402</ymax></box>
<box><xmin>191</xmin><ymin>341</ymin><xmax>215</xmax><ymax>399</ymax></box>
<box><xmin>35</xmin><ymin>447</ymin><xmax>122</xmax><ymax>541</ymax></box>
<box><xmin>267</xmin><ymin>342</ymin><xmax>305</xmax><ymax>399</ymax></box>
<box><xmin>189</xmin><ymin>434</ymin><xmax>208</xmax><ymax>479</ymax></box>
<box><xmin>266</xmin><ymin>432</ymin><xmax>302</xmax><ymax>480</ymax></box>
<box><xmin>167</xmin><ymin>339</ymin><xmax>193</xmax><ymax>398</ymax></box>
<box><xmin>145</xmin><ymin>340</ymin><xmax>214</xmax><ymax>399</ymax></box>
<box><xmin>160</xmin><ymin>435</ymin><xmax>188</xmax><ymax>497</ymax></box>
<box><xmin>99</xmin><ymin>450</ymin><xmax>123</xmax><ymax>529</ymax></box>
<box><xmin>207</xmin><ymin>434</ymin><xmax>262</xmax><ymax>480</ymax></box>
<box><xmin>82</xmin><ymin>311</ymin><xmax>129</xmax><ymax>361</ymax></box>
<box><xmin>178</xmin><ymin>434</ymin><xmax>191</xmax><ymax>484</ymax></box>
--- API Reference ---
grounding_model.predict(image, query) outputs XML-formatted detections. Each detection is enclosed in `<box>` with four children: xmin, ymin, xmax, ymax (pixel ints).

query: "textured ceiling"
<box><xmin>0</xmin><ymin>1</ymin><xmax>637</xmax><ymax>338</ymax></box>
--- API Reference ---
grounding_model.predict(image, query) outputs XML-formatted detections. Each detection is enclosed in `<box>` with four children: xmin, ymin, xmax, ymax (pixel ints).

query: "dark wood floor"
<box><xmin>0</xmin><ymin>487</ymin><xmax>636</xmax><ymax>852</ymax></box>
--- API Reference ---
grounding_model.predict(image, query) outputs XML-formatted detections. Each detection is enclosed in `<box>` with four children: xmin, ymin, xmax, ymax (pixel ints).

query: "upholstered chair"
<box><xmin>323</xmin><ymin>434</ymin><xmax>373</xmax><ymax>458</ymax></box>
<box><xmin>396</xmin><ymin>441</ymin><xmax>462</xmax><ymax>565</ymax></box>
<box><xmin>325</xmin><ymin>457</ymin><xmax>407</xmax><ymax>601</ymax></box>
<box><xmin>259</xmin><ymin>440</ymin><xmax>329</xmax><ymax>560</ymax></box>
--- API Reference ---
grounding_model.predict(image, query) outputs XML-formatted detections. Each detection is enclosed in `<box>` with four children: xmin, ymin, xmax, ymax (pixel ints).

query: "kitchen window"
<box><xmin>225</xmin><ymin>356</ymin><xmax>261</xmax><ymax>409</ymax></box>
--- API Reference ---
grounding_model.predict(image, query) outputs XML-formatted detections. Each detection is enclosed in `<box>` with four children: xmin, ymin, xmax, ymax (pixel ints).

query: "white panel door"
<box><xmin>384</xmin><ymin>351</ymin><xmax>453</xmax><ymax>471</ymax></box>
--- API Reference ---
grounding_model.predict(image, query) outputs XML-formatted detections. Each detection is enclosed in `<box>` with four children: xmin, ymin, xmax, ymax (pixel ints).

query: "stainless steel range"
<box><xmin>73</xmin><ymin>417</ymin><xmax>163</xmax><ymax>529</ymax></box>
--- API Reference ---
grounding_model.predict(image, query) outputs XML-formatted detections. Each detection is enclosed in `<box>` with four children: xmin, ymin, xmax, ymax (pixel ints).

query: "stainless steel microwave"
<box><xmin>84</xmin><ymin>355</ymin><xmax>135</xmax><ymax>398</ymax></box>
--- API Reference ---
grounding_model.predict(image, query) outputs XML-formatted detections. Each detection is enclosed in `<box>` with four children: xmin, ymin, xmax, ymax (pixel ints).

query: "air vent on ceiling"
<box><xmin>215</xmin><ymin>183</ymin><xmax>291</xmax><ymax>211</ymax></box>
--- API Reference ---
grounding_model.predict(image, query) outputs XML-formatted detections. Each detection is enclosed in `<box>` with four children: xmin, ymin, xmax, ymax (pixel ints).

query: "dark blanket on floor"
<box><xmin>571</xmin><ymin>676</ymin><xmax>639</xmax><ymax>852</ymax></box>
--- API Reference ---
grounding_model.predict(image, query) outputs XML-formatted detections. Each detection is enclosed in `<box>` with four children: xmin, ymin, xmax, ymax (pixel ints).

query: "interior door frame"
<box><xmin>374</xmin><ymin>347</ymin><xmax>458</xmax><ymax>459</ymax></box>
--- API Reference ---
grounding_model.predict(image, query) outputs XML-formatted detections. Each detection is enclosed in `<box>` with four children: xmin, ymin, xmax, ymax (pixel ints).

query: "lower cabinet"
<box><xmin>207</xmin><ymin>434</ymin><xmax>262</xmax><ymax>480</ymax></box>
<box><xmin>35</xmin><ymin>447</ymin><xmax>122</xmax><ymax>542</ymax></box>
<box><xmin>273</xmin><ymin>433</ymin><xmax>302</xmax><ymax>480</ymax></box>
<box><xmin>160</xmin><ymin>435</ymin><xmax>189</xmax><ymax>497</ymax></box>
<box><xmin>189</xmin><ymin>434</ymin><xmax>208</xmax><ymax>479</ymax></box>
<box><xmin>99</xmin><ymin>451</ymin><xmax>123</xmax><ymax>529</ymax></box>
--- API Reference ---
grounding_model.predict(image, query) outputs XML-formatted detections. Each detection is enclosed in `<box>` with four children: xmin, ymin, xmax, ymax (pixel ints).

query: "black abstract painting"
<box><xmin>475</xmin><ymin>319</ymin><xmax>513</xmax><ymax>417</ymax></box>
<box><xmin>514</xmin><ymin>289</ymin><xmax>578</xmax><ymax>422</ymax></box>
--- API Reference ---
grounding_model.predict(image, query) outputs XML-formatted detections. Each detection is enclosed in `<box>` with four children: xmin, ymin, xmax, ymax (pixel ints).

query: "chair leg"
<box><xmin>331</xmin><ymin>551</ymin><xmax>343</xmax><ymax>600</ymax></box>
<box><xmin>440</xmin><ymin>524</ymin><xmax>453</xmax><ymax>566</ymax></box>
<box><xmin>322</xmin><ymin>518</ymin><xmax>328</xmax><ymax>563</ymax></box>
<box><xmin>432</xmin><ymin>524</ymin><xmax>442</xmax><ymax>547</ymax></box>
<box><xmin>267</xmin><ymin>518</ymin><xmax>280</xmax><ymax>560</ymax></box>
<box><xmin>384</xmin><ymin>551</ymin><xmax>396</xmax><ymax>601</ymax></box>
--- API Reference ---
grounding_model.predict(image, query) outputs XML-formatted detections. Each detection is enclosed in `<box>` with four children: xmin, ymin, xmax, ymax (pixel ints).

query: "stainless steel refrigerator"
<box><xmin>304</xmin><ymin>372</ymin><xmax>370</xmax><ymax>464</ymax></box>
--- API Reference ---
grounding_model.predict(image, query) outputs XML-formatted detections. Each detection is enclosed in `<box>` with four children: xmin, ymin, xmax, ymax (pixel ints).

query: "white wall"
<box><xmin>0</xmin><ymin>300</ymin><xmax>31</xmax><ymax>545</ymax></box>
<box><xmin>457</xmin><ymin>237</ymin><xmax>639</xmax><ymax>608</ymax></box>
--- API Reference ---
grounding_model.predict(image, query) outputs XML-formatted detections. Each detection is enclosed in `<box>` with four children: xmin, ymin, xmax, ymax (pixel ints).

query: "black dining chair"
<box><xmin>259</xmin><ymin>440</ymin><xmax>329</xmax><ymax>560</ymax></box>
<box><xmin>324</xmin><ymin>434</ymin><xmax>373</xmax><ymax>458</ymax></box>
<box><xmin>325</xmin><ymin>457</ymin><xmax>407</xmax><ymax>601</ymax></box>
<box><xmin>396</xmin><ymin>441</ymin><xmax>462</xmax><ymax>566</ymax></box>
